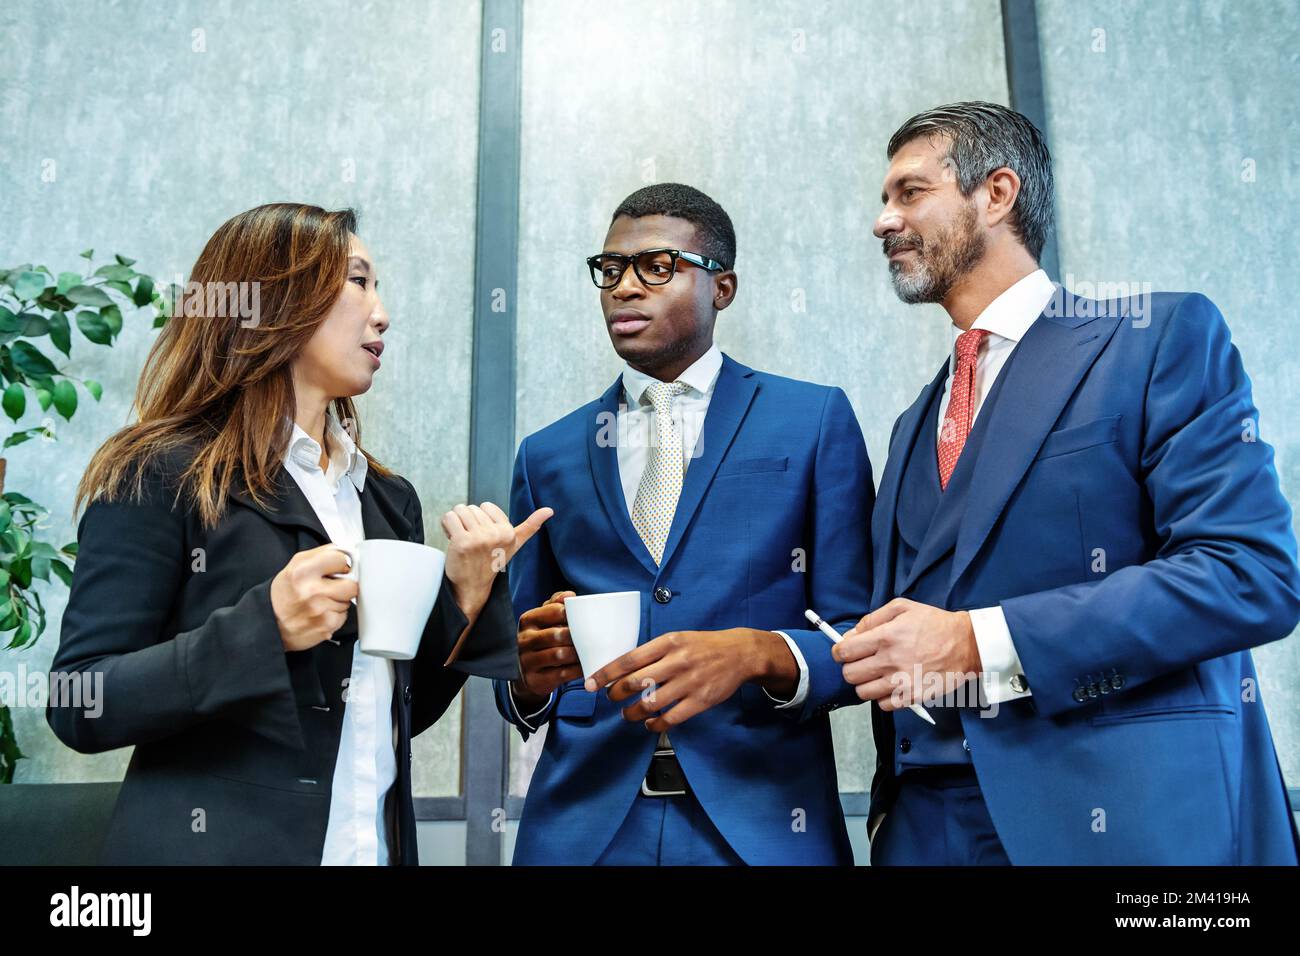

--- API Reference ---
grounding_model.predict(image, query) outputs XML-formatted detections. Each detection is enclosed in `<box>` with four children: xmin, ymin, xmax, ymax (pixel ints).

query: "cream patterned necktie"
<box><xmin>629</xmin><ymin>380</ymin><xmax>691</xmax><ymax>755</ymax></box>
<box><xmin>630</xmin><ymin>380</ymin><xmax>692</xmax><ymax>566</ymax></box>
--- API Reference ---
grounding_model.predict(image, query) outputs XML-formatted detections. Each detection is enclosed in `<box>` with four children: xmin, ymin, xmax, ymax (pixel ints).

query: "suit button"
<box><xmin>653</xmin><ymin>586</ymin><xmax>672</xmax><ymax>604</ymax></box>
<box><xmin>1086</xmin><ymin>683</ymin><xmax>1099</xmax><ymax>699</ymax></box>
<box><xmin>962</xmin><ymin>738</ymin><xmax>971</xmax><ymax>753</ymax></box>
<box><xmin>1098</xmin><ymin>680</ymin><xmax>1111</xmax><ymax>695</ymax></box>
<box><xmin>1110</xmin><ymin>673</ymin><xmax>1125</xmax><ymax>690</ymax></box>
<box><xmin>403</xmin><ymin>685</ymin><xmax>412</xmax><ymax>705</ymax></box>
<box><xmin>899</xmin><ymin>737</ymin><xmax>912</xmax><ymax>753</ymax></box>
<box><xmin>1073</xmin><ymin>687</ymin><xmax>1088</xmax><ymax>703</ymax></box>
<box><xmin>1009</xmin><ymin>673</ymin><xmax>1028</xmax><ymax>693</ymax></box>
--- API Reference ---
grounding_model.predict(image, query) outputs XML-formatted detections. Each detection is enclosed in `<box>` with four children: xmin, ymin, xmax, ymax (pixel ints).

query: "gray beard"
<box><xmin>888</xmin><ymin>203</ymin><xmax>986</xmax><ymax>304</ymax></box>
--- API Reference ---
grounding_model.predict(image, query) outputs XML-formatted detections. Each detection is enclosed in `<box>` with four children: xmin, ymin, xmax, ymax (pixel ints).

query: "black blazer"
<box><xmin>47</xmin><ymin>447</ymin><xmax>519</xmax><ymax>865</ymax></box>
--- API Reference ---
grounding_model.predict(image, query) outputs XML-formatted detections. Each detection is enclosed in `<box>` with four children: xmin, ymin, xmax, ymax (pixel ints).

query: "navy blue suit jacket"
<box><xmin>496</xmin><ymin>354</ymin><xmax>873</xmax><ymax>864</ymax></box>
<box><xmin>870</xmin><ymin>290</ymin><xmax>1300</xmax><ymax>864</ymax></box>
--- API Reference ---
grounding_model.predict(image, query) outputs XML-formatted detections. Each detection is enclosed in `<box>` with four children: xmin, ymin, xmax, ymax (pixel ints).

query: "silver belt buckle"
<box><xmin>641</xmin><ymin>746</ymin><xmax>687</xmax><ymax>797</ymax></box>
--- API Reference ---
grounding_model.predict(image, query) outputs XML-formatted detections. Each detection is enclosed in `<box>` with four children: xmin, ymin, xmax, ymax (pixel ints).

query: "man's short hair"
<box><xmin>611</xmin><ymin>182</ymin><xmax>737</xmax><ymax>271</ymax></box>
<box><xmin>887</xmin><ymin>101</ymin><xmax>1054</xmax><ymax>261</ymax></box>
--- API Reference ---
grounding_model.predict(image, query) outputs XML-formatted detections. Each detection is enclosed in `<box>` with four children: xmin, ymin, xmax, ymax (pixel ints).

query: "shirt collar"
<box><xmin>621</xmin><ymin>342</ymin><xmax>724</xmax><ymax>407</ymax></box>
<box><xmin>284</xmin><ymin>412</ymin><xmax>368</xmax><ymax>492</ymax></box>
<box><xmin>950</xmin><ymin>268</ymin><xmax>1057</xmax><ymax>361</ymax></box>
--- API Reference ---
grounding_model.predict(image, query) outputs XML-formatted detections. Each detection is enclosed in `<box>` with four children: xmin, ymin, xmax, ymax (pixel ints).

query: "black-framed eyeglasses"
<box><xmin>586</xmin><ymin>248</ymin><xmax>725</xmax><ymax>289</ymax></box>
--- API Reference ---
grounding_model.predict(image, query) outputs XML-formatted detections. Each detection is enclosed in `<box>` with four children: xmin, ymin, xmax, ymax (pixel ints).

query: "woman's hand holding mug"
<box><xmin>270</xmin><ymin>545</ymin><xmax>360</xmax><ymax>651</ymax></box>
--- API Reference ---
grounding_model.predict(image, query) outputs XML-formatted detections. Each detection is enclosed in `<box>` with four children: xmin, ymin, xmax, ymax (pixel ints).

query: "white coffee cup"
<box><xmin>563</xmin><ymin>591</ymin><xmax>642</xmax><ymax>678</ymax></box>
<box><xmin>335</xmin><ymin>539</ymin><xmax>447</xmax><ymax>660</ymax></box>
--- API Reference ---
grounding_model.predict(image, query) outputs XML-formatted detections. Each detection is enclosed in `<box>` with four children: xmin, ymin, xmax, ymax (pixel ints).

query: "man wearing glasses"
<box><xmin>494</xmin><ymin>183</ymin><xmax>874</xmax><ymax>865</ymax></box>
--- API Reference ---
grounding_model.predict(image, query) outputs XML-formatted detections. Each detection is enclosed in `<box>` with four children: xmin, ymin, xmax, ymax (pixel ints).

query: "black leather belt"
<box><xmin>898</xmin><ymin>764</ymin><xmax>979</xmax><ymax>789</ymax></box>
<box><xmin>641</xmin><ymin>747</ymin><xmax>689</xmax><ymax>797</ymax></box>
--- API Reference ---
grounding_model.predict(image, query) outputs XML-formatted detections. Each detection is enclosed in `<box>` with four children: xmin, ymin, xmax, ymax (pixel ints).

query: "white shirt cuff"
<box><xmin>762</xmin><ymin>630</ymin><xmax>810</xmax><ymax>709</ymax></box>
<box><xmin>969</xmin><ymin>606</ymin><xmax>1032</xmax><ymax>704</ymax></box>
<box><xmin>508</xmin><ymin>684</ymin><xmax>555</xmax><ymax>732</ymax></box>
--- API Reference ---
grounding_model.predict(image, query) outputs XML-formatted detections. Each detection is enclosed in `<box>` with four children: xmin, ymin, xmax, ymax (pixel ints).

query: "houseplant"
<box><xmin>0</xmin><ymin>251</ymin><xmax>169</xmax><ymax>782</ymax></box>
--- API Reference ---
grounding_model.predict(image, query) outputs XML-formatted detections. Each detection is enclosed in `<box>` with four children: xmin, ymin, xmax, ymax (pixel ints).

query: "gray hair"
<box><xmin>887</xmin><ymin>101</ymin><xmax>1054</xmax><ymax>262</ymax></box>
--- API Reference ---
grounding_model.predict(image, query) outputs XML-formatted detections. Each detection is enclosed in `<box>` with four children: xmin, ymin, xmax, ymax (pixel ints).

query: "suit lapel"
<box><xmin>229</xmin><ymin>467</ymin><xmax>331</xmax><ymax>544</ymax></box>
<box><xmin>873</xmin><ymin>363</ymin><xmax>948</xmax><ymax>607</ymax></box>
<box><xmin>657</xmin><ymin>354</ymin><xmax>757</xmax><ymax>572</ymax></box>
<box><xmin>588</xmin><ymin>376</ymin><xmax>660</xmax><ymax>576</ymax></box>
<box><xmin>584</xmin><ymin>354</ymin><xmax>759</xmax><ymax>578</ymax></box>
<box><xmin>948</xmin><ymin>298</ymin><xmax>1126</xmax><ymax>590</ymax></box>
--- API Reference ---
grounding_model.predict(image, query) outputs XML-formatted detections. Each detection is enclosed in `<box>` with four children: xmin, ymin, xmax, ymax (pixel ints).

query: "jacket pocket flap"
<box><xmin>1035</xmin><ymin>415</ymin><xmax>1121</xmax><ymax>461</ymax></box>
<box><xmin>716</xmin><ymin>455</ymin><xmax>789</xmax><ymax>477</ymax></box>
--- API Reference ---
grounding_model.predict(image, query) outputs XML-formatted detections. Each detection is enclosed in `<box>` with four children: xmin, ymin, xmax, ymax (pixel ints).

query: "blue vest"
<box><xmin>890</xmin><ymin>348</ymin><xmax>1017</xmax><ymax>771</ymax></box>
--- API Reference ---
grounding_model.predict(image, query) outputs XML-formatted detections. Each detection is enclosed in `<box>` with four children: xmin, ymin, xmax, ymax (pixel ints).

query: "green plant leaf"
<box><xmin>101</xmin><ymin>304</ymin><xmax>123</xmax><ymax>336</ymax></box>
<box><xmin>35</xmin><ymin>388</ymin><xmax>51</xmax><ymax>411</ymax></box>
<box><xmin>2</xmin><ymin>429</ymin><xmax>35</xmax><ymax>450</ymax></box>
<box><xmin>133</xmin><ymin>274</ymin><xmax>154</xmax><ymax>307</ymax></box>
<box><xmin>49</xmin><ymin>311</ymin><xmax>71</xmax><ymax>356</ymax></box>
<box><xmin>55</xmin><ymin>271</ymin><xmax>82</xmax><ymax>296</ymax></box>
<box><xmin>94</xmin><ymin>263</ymin><xmax>134</xmax><ymax>282</ymax></box>
<box><xmin>61</xmin><ymin>541</ymin><xmax>78</xmax><ymax>556</ymax></box>
<box><xmin>75</xmin><ymin>310</ymin><xmax>111</xmax><ymax>345</ymax></box>
<box><xmin>20</xmin><ymin>313</ymin><xmax>49</xmax><ymax>337</ymax></box>
<box><xmin>2</xmin><ymin>384</ymin><xmax>24</xmax><ymax>422</ymax></box>
<box><xmin>0</xmin><ymin>500</ymin><xmax>10</xmax><ymax>532</ymax></box>
<box><xmin>11</xmin><ymin>620</ymin><xmax>33</xmax><ymax>649</ymax></box>
<box><xmin>64</xmin><ymin>284</ymin><xmax>113</xmax><ymax>308</ymax></box>
<box><xmin>104</xmin><ymin>279</ymin><xmax>133</xmax><ymax>299</ymax></box>
<box><xmin>79</xmin><ymin>248</ymin><xmax>94</xmax><ymax>260</ymax></box>
<box><xmin>36</xmin><ymin>288</ymin><xmax>73</xmax><ymax>313</ymax></box>
<box><xmin>10</xmin><ymin>342</ymin><xmax>58</xmax><ymax>378</ymax></box>
<box><xmin>50</xmin><ymin>561</ymin><xmax>73</xmax><ymax>587</ymax></box>
<box><xmin>83</xmin><ymin>378</ymin><xmax>102</xmax><ymax>400</ymax></box>
<box><xmin>52</xmin><ymin>379</ymin><xmax>77</xmax><ymax>420</ymax></box>
<box><xmin>114</xmin><ymin>254</ymin><xmax>137</xmax><ymax>267</ymax></box>
<box><xmin>12</xmin><ymin>272</ymin><xmax>46</xmax><ymax>301</ymax></box>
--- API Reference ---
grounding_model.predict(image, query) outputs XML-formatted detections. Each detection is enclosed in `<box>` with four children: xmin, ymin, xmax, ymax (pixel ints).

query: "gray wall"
<box><xmin>2</xmin><ymin>0</ymin><xmax>1297</xmax><ymax>864</ymax></box>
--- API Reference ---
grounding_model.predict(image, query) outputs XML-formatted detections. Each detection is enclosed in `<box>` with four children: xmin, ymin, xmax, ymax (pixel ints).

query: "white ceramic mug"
<box><xmin>335</xmin><ymin>539</ymin><xmax>447</xmax><ymax>660</ymax></box>
<box><xmin>563</xmin><ymin>591</ymin><xmax>642</xmax><ymax>678</ymax></box>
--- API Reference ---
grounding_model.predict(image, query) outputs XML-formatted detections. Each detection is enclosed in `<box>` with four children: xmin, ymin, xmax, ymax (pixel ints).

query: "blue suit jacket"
<box><xmin>496</xmin><ymin>354</ymin><xmax>873</xmax><ymax>864</ymax></box>
<box><xmin>869</xmin><ymin>289</ymin><xmax>1300</xmax><ymax>864</ymax></box>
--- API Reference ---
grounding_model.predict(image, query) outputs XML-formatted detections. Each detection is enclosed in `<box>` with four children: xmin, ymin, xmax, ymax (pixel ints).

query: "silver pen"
<box><xmin>806</xmin><ymin>608</ymin><xmax>937</xmax><ymax>726</ymax></box>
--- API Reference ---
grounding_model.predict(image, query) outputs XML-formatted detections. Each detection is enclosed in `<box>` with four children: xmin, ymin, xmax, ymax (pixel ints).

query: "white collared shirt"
<box><xmin>935</xmin><ymin>268</ymin><xmax>1056</xmax><ymax>706</ymax></box>
<box><xmin>509</xmin><ymin>343</ymin><xmax>810</xmax><ymax>729</ymax></box>
<box><xmin>280</xmin><ymin>413</ymin><xmax>399</xmax><ymax>866</ymax></box>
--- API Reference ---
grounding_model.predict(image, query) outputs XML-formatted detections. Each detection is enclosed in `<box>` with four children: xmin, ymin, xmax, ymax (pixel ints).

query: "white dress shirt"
<box><xmin>280</xmin><ymin>412</ymin><xmax>399</xmax><ymax>866</ymax></box>
<box><xmin>510</xmin><ymin>342</ymin><xmax>810</xmax><ymax>728</ymax></box>
<box><xmin>935</xmin><ymin>268</ymin><xmax>1056</xmax><ymax>706</ymax></box>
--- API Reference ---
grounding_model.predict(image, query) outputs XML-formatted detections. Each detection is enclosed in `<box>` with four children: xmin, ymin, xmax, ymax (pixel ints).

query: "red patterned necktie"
<box><xmin>937</xmin><ymin>328</ymin><xmax>990</xmax><ymax>490</ymax></box>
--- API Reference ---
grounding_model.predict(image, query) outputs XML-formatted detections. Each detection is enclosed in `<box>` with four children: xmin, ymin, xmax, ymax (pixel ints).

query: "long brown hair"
<box><xmin>77</xmin><ymin>202</ymin><xmax>391</xmax><ymax>528</ymax></box>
